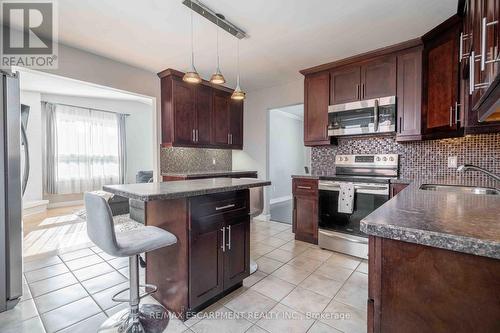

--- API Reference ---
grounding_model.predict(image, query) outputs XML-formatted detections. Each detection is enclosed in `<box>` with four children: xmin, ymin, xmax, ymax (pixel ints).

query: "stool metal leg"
<box><xmin>98</xmin><ymin>255</ymin><xmax>170</xmax><ymax>333</ymax></box>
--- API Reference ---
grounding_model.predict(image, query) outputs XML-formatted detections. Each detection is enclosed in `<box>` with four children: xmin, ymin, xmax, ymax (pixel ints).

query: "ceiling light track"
<box><xmin>182</xmin><ymin>0</ymin><xmax>247</xmax><ymax>39</ymax></box>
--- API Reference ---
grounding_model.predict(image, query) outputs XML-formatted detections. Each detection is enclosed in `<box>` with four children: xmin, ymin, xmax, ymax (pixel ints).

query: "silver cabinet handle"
<box><xmin>469</xmin><ymin>52</ymin><xmax>475</xmax><ymax>94</ymax></box>
<box><xmin>297</xmin><ymin>186</ymin><xmax>312</xmax><ymax>190</ymax></box>
<box><xmin>362</xmin><ymin>83</ymin><xmax>365</xmax><ymax>99</ymax></box>
<box><xmin>221</xmin><ymin>227</ymin><xmax>226</xmax><ymax>252</ymax></box>
<box><xmin>455</xmin><ymin>101</ymin><xmax>460</xmax><ymax>123</ymax></box>
<box><xmin>227</xmin><ymin>225</ymin><xmax>231</xmax><ymax>250</ymax></box>
<box><xmin>356</xmin><ymin>84</ymin><xmax>360</xmax><ymax>100</ymax></box>
<box><xmin>398</xmin><ymin>117</ymin><xmax>402</xmax><ymax>134</ymax></box>
<box><xmin>195</xmin><ymin>129</ymin><xmax>198</xmax><ymax>142</ymax></box>
<box><xmin>216</xmin><ymin>204</ymin><xmax>235</xmax><ymax>211</ymax></box>
<box><xmin>373</xmin><ymin>99</ymin><xmax>379</xmax><ymax>132</ymax></box>
<box><xmin>192</xmin><ymin>129</ymin><xmax>196</xmax><ymax>142</ymax></box>
<box><xmin>481</xmin><ymin>17</ymin><xmax>499</xmax><ymax>71</ymax></box>
<box><xmin>227</xmin><ymin>133</ymin><xmax>230</xmax><ymax>144</ymax></box>
<box><xmin>449</xmin><ymin>106</ymin><xmax>453</xmax><ymax>127</ymax></box>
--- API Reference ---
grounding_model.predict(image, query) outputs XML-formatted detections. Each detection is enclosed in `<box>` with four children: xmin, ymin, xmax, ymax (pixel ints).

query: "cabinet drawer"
<box><xmin>190</xmin><ymin>190</ymin><xmax>249</xmax><ymax>219</ymax></box>
<box><xmin>293</xmin><ymin>179</ymin><xmax>318</xmax><ymax>196</ymax></box>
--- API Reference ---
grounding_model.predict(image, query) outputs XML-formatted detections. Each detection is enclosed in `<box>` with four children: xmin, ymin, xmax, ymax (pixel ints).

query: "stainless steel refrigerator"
<box><xmin>0</xmin><ymin>70</ymin><xmax>24</xmax><ymax>312</ymax></box>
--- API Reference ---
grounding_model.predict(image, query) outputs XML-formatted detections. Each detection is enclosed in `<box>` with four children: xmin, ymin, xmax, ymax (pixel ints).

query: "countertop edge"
<box><xmin>162</xmin><ymin>170</ymin><xmax>258</xmax><ymax>177</ymax></box>
<box><xmin>103</xmin><ymin>181</ymin><xmax>271</xmax><ymax>202</ymax></box>
<box><xmin>360</xmin><ymin>221</ymin><xmax>500</xmax><ymax>260</ymax></box>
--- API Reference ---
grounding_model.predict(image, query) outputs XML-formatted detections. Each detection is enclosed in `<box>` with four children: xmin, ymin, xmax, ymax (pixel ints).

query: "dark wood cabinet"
<box><xmin>330</xmin><ymin>66</ymin><xmax>361</xmax><ymax>104</ymax></box>
<box><xmin>158</xmin><ymin>68</ymin><xmax>244</xmax><ymax>149</ymax></box>
<box><xmin>229</xmin><ymin>99</ymin><xmax>244</xmax><ymax>149</ymax></box>
<box><xmin>213</xmin><ymin>90</ymin><xmax>231</xmax><ymax>146</ymax></box>
<box><xmin>223</xmin><ymin>217</ymin><xmax>250</xmax><ymax>289</ymax></box>
<box><xmin>396</xmin><ymin>47</ymin><xmax>423</xmax><ymax>141</ymax></box>
<box><xmin>304</xmin><ymin>72</ymin><xmax>330</xmax><ymax>146</ymax></box>
<box><xmin>422</xmin><ymin>16</ymin><xmax>463</xmax><ymax>139</ymax></box>
<box><xmin>292</xmin><ymin>178</ymin><xmax>318</xmax><ymax>244</ymax></box>
<box><xmin>368</xmin><ymin>236</ymin><xmax>500</xmax><ymax>333</ymax></box>
<box><xmin>361</xmin><ymin>56</ymin><xmax>397</xmax><ymax>99</ymax></box>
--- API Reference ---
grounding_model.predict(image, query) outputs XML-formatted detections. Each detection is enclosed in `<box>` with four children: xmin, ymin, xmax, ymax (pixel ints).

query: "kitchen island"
<box><xmin>104</xmin><ymin>178</ymin><xmax>271</xmax><ymax>320</ymax></box>
<box><xmin>360</xmin><ymin>177</ymin><xmax>500</xmax><ymax>333</ymax></box>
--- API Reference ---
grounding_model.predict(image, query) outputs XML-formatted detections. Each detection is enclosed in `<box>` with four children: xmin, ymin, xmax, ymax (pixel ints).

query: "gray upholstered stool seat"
<box><xmin>84</xmin><ymin>192</ymin><xmax>177</xmax><ymax>333</ymax></box>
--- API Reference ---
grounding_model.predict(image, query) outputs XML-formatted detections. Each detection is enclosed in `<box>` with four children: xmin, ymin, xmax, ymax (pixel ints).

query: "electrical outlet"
<box><xmin>212</xmin><ymin>158</ymin><xmax>216</xmax><ymax>165</ymax></box>
<box><xmin>448</xmin><ymin>156</ymin><xmax>458</xmax><ymax>168</ymax></box>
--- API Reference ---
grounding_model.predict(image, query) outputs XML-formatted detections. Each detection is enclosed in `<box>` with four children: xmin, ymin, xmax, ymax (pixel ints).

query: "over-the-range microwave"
<box><xmin>328</xmin><ymin>96</ymin><xmax>396</xmax><ymax>137</ymax></box>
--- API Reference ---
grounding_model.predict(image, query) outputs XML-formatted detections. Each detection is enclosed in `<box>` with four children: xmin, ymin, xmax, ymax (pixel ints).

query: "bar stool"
<box><xmin>84</xmin><ymin>192</ymin><xmax>177</xmax><ymax>333</ymax></box>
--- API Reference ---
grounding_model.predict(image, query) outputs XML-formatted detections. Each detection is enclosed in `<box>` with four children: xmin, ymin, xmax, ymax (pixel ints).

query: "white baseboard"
<box><xmin>253</xmin><ymin>214</ymin><xmax>271</xmax><ymax>222</ymax></box>
<box><xmin>23</xmin><ymin>200</ymin><xmax>49</xmax><ymax>216</ymax></box>
<box><xmin>270</xmin><ymin>195</ymin><xmax>292</xmax><ymax>205</ymax></box>
<box><xmin>48</xmin><ymin>200</ymin><xmax>84</xmax><ymax>209</ymax></box>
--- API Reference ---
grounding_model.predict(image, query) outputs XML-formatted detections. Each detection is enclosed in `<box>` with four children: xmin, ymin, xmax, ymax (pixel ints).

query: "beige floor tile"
<box><xmin>326</xmin><ymin>253</ymin><xmax>361</xmax><ymax>270</ymax></box>
<box><xmin>255</xmin><ymin>257</ymin><xmax>283</xmax><ymax>274</ymax></box>
<box><xmin>260</xmin><ymin>237</ymin><xmax>288</xmax><ymax>248</ymax></box>
<box><xmin>307</xmin><ymin>320</ymin><xmax>342</xmax><ymax>333</ymax></box>
<box><xmin>273</xmin><ymin>230</ymin><xmax>295</xmax><ymax>241</ymax></box>
<box><xmin>264</xmin><ymin>248</ymin><xmax>296</xmax><ymax>263</ymax></box>
<box><xmin>287</xmin><ymin>255</ymin><xmax>323</xmax><ymax>273</ymax></box>
<box><xmin>29</xmin><ymin>272</ymin><xmax>78</xmax><ymax>297</ymax></box>
<box><xmin>334</xmin><ymin>272</ymin><xmax>368</xmax><ymax>310</ymax></box>
<box><xmin>250</xmin><ymin>275</ymin><xmax>295</xmax><ymax>302</ymax></box>
<box><xmin>24</xmin><ymin>263</ymin><xmax>69</xmax><ymax>283</ymax></box>
<box><xmin>299</xmin><ymin>273</ymin><xmax>344</xmax><ymax>298</ymax></box>
<box><xmin>256</xmin><ymin>303</ymin><xmax>315</xmax><ymax>333</ymax></box>
<box><xmin>300</xmin><ymin>248</ymin><xmax>333</xmax><ymax>262</ymax></box>
<box><xmin>271</xmin><ymin>264</ymin><xmax>312</xmax><ymax>285</ymax></box>
<box><xmin>225</xmin><ymin>289</ymin><xmax>277</xmax><ymax>322</ymax></box>
<box><xmin>0</xmin><ymin>299</ymin><xmax>39</xmax><ymax>330</ymax></box>
<box><xmin>218</xmin><ymin>286</ymin><xmax>249</xmax><ymax>305</ymax></box>
<box><xmin>190</xmin><ymin>307</ymin><xmax>252</xmax><ymax>333</ymax></box>
<box><xmin>245</xmin><ymin>325</ymin><xmax>269</xmax><ymax>333</ymax></box>
<box><xmin>251</xmin><ymin>243</ymin><xmax>276</xmax><ymax>257</ymax></box>
<box><xmin>315</xmin><ymin>262</ymin><xmax>355</xmax><ymax>283</ymax></box>
<box><xmin>243</xmin><ymin>271</ymin><xmax>268</xmax><ymax>288</ymax></box>
<box><xmin>184</xmin><ymin>301</ymin><xmax>226</xmax><ymax>327</ymax></box>
<box><xmin>2</xmin><ymin>316</ymin><xmax>45</xmax><ymax>333</ymax></box>
<box><xmin>321</xmin><ymin>301</ymin><xmax>367</xmax><ymax>333</ymax></box>
<box><xmin>281</xmin><ymin>287</ymin><xmax>331</xmax><ymax>314</ymax></box>
<box><xmin>357</xmin><ymin>260</ymin><xmax>368</xmax><ymax>274</ymax></box>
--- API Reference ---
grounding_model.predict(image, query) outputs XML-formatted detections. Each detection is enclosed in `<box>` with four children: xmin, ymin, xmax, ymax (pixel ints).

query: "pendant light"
<box><xmin>231</xmin><ymin>39</ymin><xmax>245</xmax><ymax>100</ymax></box>
<box><xmin>183</xmin><ymin>1</ymin><xmax>201</xmax><ymax>84</ymax></box>
<box><xmin>210</xmin><ymin>17</ymin><xmax>226</xmax><ymax>85</ymax></box>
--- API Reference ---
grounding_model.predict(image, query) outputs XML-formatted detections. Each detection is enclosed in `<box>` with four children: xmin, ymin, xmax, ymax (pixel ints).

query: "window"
<box><xmin>44</xmin><ymin>103</ymin><xmax>126</xmax><ymax>194</ymax></box>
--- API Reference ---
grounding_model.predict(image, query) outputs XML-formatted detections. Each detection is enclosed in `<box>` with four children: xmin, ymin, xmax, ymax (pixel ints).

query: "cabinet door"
<box><xmin>189</xmin><ymin>214</ymin><xmax>224</xmax><ymax>309</ymax></box>
<box><xmin>304</xmin><ymin>72</ymin><xmax>330</xmax><ymax>146</ymax></box>
<box><xmin>173</xmin><ymin>79</ymin><xmax>196</xmax><ymax>144</ymax></box>
<box><xmin>212</xmin><ymin>90</ymin><xmax>230</xmax><ymax>146</ymax></box>
<box><xmin>396</xmin><ymin>48</ymin><xmax>422</xmax><ymax>140</ymax></box>
<box><xmin>293</xmin><ymin>194</ymin><xmax>318</xmax><ymax>244</ymax></box>
<box><xmin>223</xmin><ymin>216</ymin><xmax>250</xmax><ymax>290</ymax></box>
<box><xmin>423</xmin><ymin>20</ymin><xmax>462</xmax><ymax>138</ymax></box>
<box><xmin>229</xmin><ymin>99</ymin><xmax>244</xmax><ymax>149</ymax></box>
<box><xmin>330</xmin><ymin>66</ymin><xmax>361</xmax><ymax>104</ymax></box>
<box><xmin>361</xmin><ymin>56</ymin><xmax>397</xmax><ymax>99</ymax></box>
<box><xmin>483</xmin><ymin>0</ymin><xmax>499</xmax><ymax>89</ymax></box>
<box><xmin>195</xmin><ymin>84</ymin><xmax>213</xmax><ymax>145</ymax></box>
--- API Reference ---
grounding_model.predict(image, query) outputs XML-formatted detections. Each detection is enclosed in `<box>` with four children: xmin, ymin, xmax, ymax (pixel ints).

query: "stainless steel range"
<box><xmin>318</xmin><ymin>154</ymin><xmax>399</xmax><ymax>259</ymax></box>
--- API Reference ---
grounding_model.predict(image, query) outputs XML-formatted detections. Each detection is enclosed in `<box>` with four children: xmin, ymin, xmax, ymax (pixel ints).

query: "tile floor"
<box><xmin>0</xmin><ymin>219</ymin><xmax>368</xmax><ymax>333</ymax></box>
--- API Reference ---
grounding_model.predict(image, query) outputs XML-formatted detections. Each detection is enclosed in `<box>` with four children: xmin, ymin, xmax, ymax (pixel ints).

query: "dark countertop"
<box><xmin>360</xmin><ymin>177</ymin><xmax>500</xmax><ymax>259</ymax></box>
<box><xmin>104</xmin><ymin>178</ymin><xmax>271</xmax><ymax>202</ymax></box>
<box><xmin>162</xmin><ymin>170</ymin><xmax>258</xmax><ymax>178</ymax></box>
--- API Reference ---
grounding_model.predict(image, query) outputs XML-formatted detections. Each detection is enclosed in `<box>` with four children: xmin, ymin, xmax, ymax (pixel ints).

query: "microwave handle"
<box><xmin>373</xmin><ymin>99</ymin><xmax>379</xmax><ymax>132</ymax></box>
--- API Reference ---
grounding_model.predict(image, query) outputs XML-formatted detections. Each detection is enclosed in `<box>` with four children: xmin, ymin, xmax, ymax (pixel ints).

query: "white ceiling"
<box><xmin>57</xmin><ymin>0</ymin><xmax>458</xmax><ymax>92</ymax></box>
<box><xmin>17</xmin><ymin>68</ymin><xmax>153</xmax><ymax>104</ymax></box>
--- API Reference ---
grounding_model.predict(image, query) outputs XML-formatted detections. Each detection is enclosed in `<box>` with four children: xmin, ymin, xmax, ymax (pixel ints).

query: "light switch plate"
<box><xmin>448</xmin><ymin>156</ymin><xmax>458</xmax><ymax>168</ymax></box>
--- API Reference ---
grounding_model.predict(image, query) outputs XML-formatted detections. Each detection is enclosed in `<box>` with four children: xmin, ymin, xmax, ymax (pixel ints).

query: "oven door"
<box><xmin>318</xmin><ymin>182</ymin><xmax>389</xmax><ymax>237</ymax></box>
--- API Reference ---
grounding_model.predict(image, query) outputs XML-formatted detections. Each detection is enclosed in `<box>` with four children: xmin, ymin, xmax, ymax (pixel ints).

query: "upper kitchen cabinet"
<box><xmin>158</xmin><ymin>69</ymin><xmax>244</xmax><ymax>149</ymax></box>
<box><xmin>460</xmin><ymin>0</ymin><xmax>500</xmax><ymax>132</ymax></box>
<box><xmin>396</xmin><ymin>46</ymin><xmax>423</xmax><ymax>141</ymax></box>
<box><xmin>304</xmin><ymin>71</ymin><xmax>331</xmax><ymax>146</ymax></box>
<box><xmin>422</xmin><ymin>16</ymin><xmax>463</xmax><ymax>139</ymax></box>
<box><xmin>330</xmin><ymin>56</ymin><xmax>396</xmax><ymax>105</ymax></box>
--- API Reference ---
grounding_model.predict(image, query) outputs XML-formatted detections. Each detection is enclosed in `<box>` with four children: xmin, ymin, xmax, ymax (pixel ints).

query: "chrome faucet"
<box><xmin>457</xmin><ymin>164</ymin><xmax>500</xmax><ymax>182</ymax></box>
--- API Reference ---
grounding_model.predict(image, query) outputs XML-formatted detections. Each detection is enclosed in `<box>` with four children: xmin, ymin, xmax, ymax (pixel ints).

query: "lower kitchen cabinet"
<box><xmin>292</xmin><ymin>178</ymin><xmax>318</xmax><ymax>244</ymax></box>
<box><xmin>368</xmin><ymin>236</ymin><xmax>500</xmax><ymax>333</ymax></box>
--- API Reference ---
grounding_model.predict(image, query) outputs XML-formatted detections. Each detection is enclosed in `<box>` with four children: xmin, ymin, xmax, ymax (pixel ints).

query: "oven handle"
<box><xmin>319</xmin><ymin>230</ymin><xmax>368</xmax><ymax>244</ymax></box>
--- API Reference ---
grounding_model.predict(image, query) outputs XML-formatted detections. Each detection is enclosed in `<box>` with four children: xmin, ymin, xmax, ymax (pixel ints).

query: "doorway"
<box><xmin>268</xmin><ymin>104</ymin><xmax>310</xmax><ymax>224</ymax></box>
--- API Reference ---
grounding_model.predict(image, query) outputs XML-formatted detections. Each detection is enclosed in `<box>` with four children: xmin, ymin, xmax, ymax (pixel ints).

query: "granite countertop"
<box><xmin>104</xmin><ymin>178</ymin><xmax>271</xmax><ymax>201</ymax></box>
<box><xmin>162</xmin><ymin>170</ymin><xmax>258</xmax><ymax>178</ymax></box>
<box><xmin>361</xmin><ymin>177</ymin><xmax>500</xmax><ymax>259</ymax></box>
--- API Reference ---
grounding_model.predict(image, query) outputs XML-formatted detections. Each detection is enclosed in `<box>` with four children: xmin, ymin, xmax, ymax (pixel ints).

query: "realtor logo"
<box><xmin>1</xmin><ymin>0</ymin><xmax>58</xmax><ymax>68</ymax></box>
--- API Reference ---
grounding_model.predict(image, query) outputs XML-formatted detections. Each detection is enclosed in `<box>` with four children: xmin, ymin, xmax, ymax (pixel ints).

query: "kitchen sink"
<box><xmin>419</xmin><ymin>184</ymin><xmax>500</xmax><ymax>195</ymax></box>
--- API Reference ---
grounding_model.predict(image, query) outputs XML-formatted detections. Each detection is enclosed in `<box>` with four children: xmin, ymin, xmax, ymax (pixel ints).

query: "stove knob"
<box><xmin>383</xmin><ymin>157</ymin><xmax>387</xmax><ymax>161</ymax></box>
<box><xmin>389</xmin><ymin>156</ymin><xmax>394</xmax><ymax>161</ymax></box>
<box><xmin>376</xmin><ymin>157</ymin><xmax>381</xmax><ymax>161</ymax></box>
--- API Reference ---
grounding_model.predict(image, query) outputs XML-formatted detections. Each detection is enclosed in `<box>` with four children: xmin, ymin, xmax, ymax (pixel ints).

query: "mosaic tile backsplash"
<box><xmin>311</xmin><ymin>133</ymin><xmax>500</xmax><ymax>183</ymax></box>
<box><xmin>160</xmin><ymin>147</ymin><xmax>232</xmax><ymax>173</ymax></box>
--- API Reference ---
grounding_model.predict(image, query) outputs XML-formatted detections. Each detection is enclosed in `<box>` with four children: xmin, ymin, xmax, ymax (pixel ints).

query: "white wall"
<box><xmin>19</xmin><ymin>91</ymin><xmax>43</xmax><ymax>204</ymax></box>
<box><xmin>41</xmin><ymin>94</ymin><xmax>154</xmax><ymax>183</ymax></box>
<box><xmin>232</xmin><ymin>79</ymin><xmax>304</xmax><ymax>214</ymax></box>
<box><xmin>269</xmin><ymin>109</ymin><xmax>306</xmax><ymax>202</ymax></box>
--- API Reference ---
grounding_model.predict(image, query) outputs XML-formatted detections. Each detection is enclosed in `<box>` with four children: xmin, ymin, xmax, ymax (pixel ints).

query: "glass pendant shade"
<box><xmin>183</xmin><ymin>69</ymin><xmax>202</xmax><ymax>84</ymax></box>
<box><xmin>210</xmin><ymin>69</ymin><xmax>225</xmax><ymax>84</ymax></box>
<box><xmin>231</xmin><ymin>80</ymin><xmax>245</xmax><ymax>100</ymax></box>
